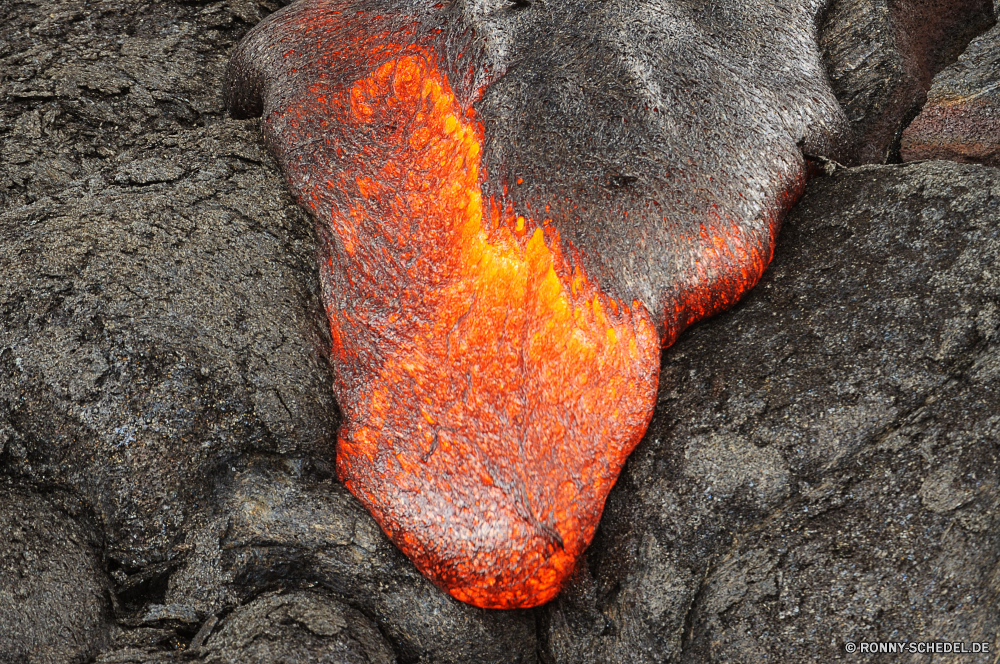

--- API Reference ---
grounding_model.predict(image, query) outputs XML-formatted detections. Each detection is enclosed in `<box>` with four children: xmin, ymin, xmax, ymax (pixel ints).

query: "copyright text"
<box><xmin>844</xmin><ymin>642</ymin><xmax>990</xmax><ymax>654</ymax></box>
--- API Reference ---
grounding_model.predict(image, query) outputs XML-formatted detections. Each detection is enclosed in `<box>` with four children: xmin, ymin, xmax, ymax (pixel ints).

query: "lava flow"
<box><xmin>224</xmin><ymin>0</ymin><xmax>795</xmax><ymax>608</ymax></box>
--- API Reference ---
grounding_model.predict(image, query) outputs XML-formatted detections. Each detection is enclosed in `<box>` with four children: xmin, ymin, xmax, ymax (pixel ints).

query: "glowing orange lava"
<box><xmin>280</xmin><ymin>52</ymin><xmax>660</xmax><ymax>608</ymax></box>
<box><xmin>229</xmin><ymin>0</ymin><xmax>807</xmax><ymax>606</ymax></box>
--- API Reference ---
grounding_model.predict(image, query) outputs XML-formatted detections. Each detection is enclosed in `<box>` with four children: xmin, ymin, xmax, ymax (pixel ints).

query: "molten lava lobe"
<box><xmin>320</xmin><ymin>55</ymin><xmax>660</xmax><ymax>608</ymax></box>
<box><xmin>225</xmin><ymin>0</ymin><xmax>848</xmax><ymax>608</ymax></box>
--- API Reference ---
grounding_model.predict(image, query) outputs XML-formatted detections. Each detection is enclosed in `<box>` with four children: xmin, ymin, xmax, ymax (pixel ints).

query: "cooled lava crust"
<box><xmin>224</xmin><ymin>0</ymin><xmax>848</xmax><ymax>608</ymax></box>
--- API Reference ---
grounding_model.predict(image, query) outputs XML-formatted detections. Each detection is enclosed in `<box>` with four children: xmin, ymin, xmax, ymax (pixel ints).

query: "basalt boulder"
<box><xmin>819</xmin><ymin>0</ymin><xmax>994</xmax><ymax>164</ymax></box>
<box><xmin>902</xmin><ymin>21</ymin><xmax>1000</xmax><ymax>165</ymax></box>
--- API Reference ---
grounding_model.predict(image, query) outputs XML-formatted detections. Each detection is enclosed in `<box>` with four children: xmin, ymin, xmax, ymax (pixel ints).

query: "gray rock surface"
<box><xmin>198</xmin><ymin>591</ymin><xmax>395</xmax><ymax>664</ymax></box>
<box><xmin>544</xmin><ymin>160</ymin><xmax>1000</xmax><ymax>663</ymax></box>
<box><xmin>0</xmin><ymin>489</ymin><xmax>113</xmax><ymax>663</ymax></box>
<box><xmin>2</xmin><ymin>0</ymin><xmax>999</xmax><ymax>662</ymax></box>
<box><xmin>819</xmin><ymin>0</ymin><xmax>994</xmax><ymax>164</ymax></box>
<box><xmin>902</xmin><ymin>21</ymin><xmax>1000</xmax><ymax>165</ymax></box>
<box><xmin>0</xmin><ymin>0</ymin><xmax>339</xmax><ymax>573</ymax></box>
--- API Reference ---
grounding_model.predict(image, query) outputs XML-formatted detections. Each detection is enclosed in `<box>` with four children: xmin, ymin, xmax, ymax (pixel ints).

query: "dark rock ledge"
<box><xmin>2</xmin><ymin>1</ymin><xmax>998</xmax><ymax>662</ymax></box>
<box><xmin>903</xmin><ymin>19</ymin><xmax>1000</xmax><ymax>165</ymax></box>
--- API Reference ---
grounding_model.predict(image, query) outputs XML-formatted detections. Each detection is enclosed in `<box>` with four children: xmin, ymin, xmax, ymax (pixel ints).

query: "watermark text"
<box><xmin>845</xmin><ymin>641</ymin><xmax>990</xmax><ymax>655</ymax></box>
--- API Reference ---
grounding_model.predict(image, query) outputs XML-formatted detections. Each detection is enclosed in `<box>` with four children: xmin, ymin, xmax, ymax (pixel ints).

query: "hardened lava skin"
<box><xmin>224</xmin><ymin>0</ymin><xmax>849</xmax><ymax>608</ymax></box>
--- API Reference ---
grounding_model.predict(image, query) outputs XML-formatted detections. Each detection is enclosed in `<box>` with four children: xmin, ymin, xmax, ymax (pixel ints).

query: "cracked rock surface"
<box><xmin>902</xmin><ymin>20</ymin><xmax>1000</xmax><ymax>166</ymax></box>
<box><xmin>818</xmin><ymin>0</ymin><xmax>993</xmax><ymax>164</ymax></box>
<box><xmin>2</xmin><ymin>0</ymin><xmax>999</xmax><ymax>662</ymax></box>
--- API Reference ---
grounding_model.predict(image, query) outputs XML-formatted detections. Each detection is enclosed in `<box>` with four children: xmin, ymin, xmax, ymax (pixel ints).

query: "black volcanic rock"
<box><xmin>544</xmin><ymin>161</ymin><xmax>1000</xmax><ymax>662</ymax></box>
<box><xmin>902</xmin><ymin>21</ymin><xmax>1000</xmax><ymax>166</ymax></box>
<box><xmin>0</xmin><ymin>489</ymin><xmax>113</xmax><ymax>663</ymax></box>
<box><xmin>199</xmin><ymin>591</ymin><xmax>395</xmax><ymax>664</ymax></box>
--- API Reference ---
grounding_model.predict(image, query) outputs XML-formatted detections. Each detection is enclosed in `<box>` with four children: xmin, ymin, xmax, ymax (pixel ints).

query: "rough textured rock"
<box><xmin>0</xmin><ymin>1</ymin><xmax>535</xmax><ymax>661</ymax></box>
<box><xmin>0</xmin><ymin>488</ymin><xmax>113</xmax><ymax>664</ymax></box>
<box><xmin>2</xmin><ymin>0</ymin><xmax>1000</xmax><ymax>662</ymax></box>
<box><xmin>96</xmin><ymin>592</ymin><xmax>396</xmax><ymax>662</ymax></box>
<box><xmin>544</xmin><ymin>161</ymin><xmax>1000</xmax><ymax>663</ymax></box>
<box><xmin>0</xmin><ymin>0</ymin><xmax>339</xmax><ymax>573</ymax></box>
<box><xmin>819</xmin><ymin>0</ymin><xmax>994</xmax><ymax>164</ymax></box>
<box><xmin>902</xmin><ymin>21</ymin><xmax>1000</xmax><ymax>165</ymax></box>
<box><xmin>222</xmin><ymin>0</ymin><xmax>852</xmax><ymax>608</ymax></box>
<box><xmin>200</xmin><ymin>591</ymin><xmax>395</xmax><ymax>663</ymax></box>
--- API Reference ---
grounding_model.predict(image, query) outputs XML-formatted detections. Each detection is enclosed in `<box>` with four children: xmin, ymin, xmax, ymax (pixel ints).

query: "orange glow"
<box><xmin>246</xmin><ymin>1</ymin><xmax>806</xmax><ymax>608</ymax></box>
<box><xmin>283</xmin><ymin>53</ymin><xmax>660</xmax><ymax>608</ymax></box>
